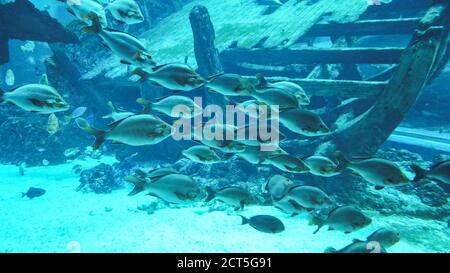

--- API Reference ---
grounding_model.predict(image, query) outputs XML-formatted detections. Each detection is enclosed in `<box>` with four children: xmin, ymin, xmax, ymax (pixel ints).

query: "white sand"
<box><xmin>0</xmin><ymin>157</ymin><xmax>449</xmax><ymax>253</ymax></box>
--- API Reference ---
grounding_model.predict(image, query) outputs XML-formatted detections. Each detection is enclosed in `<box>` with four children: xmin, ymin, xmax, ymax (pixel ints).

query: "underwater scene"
<box><xmin>0</xmin><ymin>0</ymin><xmax>449</xmax><ymax>254</ymax></box>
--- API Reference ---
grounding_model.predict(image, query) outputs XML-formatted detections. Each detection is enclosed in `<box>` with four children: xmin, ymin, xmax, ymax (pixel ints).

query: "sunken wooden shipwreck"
<box><xmin>3</xmin><ymin>0</ymin><xmax>448</xmax><ymax>158</ymax></box>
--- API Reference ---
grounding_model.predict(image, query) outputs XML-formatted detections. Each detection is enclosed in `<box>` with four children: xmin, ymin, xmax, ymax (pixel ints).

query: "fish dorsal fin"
<box><xmin>133</xmin><ymin>169</ymin><xmax>147</xmax><ymax>178</ymax></box>
<box><xmin>207</xmin><ymin>73</ymin><xmax>225</xmax><ymax>81</ymax></box>
<box><xmin>256</xmin><ymin>73</ymin><xmax>268</xmax><ymax>87</ymax></box>
<box><xmin>152</xmin><ymin>64</ymin><xmax>170</xmax><ymax>72</ymax></box>
<box><xmin>327</xmin><ymin>206</ymin><xmax>341</xmax><ymax>217</ymax></box>
<box><xmin>108</xmin><ymin>116</ymin><xmax>130</xmax><ymax>128</ymax></box>
<box><xmin>9</xmin><ymin>84</ymin><xmax>30</xmax><ymax>92</ymax></box>
<box><xmin>39</xmin><ymin>74</ymin><xmax>49</xmax><ymax>86</ymax></box>
<box><xmin>430</xmin><ymin>160</ymin><xmax>450</xmax><ymax>169</ymax></box>
<box><xmin>107</xmin><ymin>101</ymin><xmax>116</xmax><ymax>112</ymax></box>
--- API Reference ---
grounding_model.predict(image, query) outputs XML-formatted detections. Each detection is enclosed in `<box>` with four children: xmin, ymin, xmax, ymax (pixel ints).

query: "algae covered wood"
<box><xmin>220</xmin><ymin>47</ymin><xmax>404</xmax><ymax>66</ymax></box>
<box><xmin>0</xmin><ymin>0</ymin><xmax>78</xmax><ymax>65</ymax></box>
<box><xmin>331</xmin><ymin>27</ymin><xmax>443</xmax><ymax>156</ymax></box>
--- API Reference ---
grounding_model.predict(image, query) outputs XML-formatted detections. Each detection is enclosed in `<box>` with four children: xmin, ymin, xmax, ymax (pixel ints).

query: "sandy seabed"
<box><xmin>0</xmin><ymin>157</ymin><xmax>449</xmax><ymax>253</ymax></box>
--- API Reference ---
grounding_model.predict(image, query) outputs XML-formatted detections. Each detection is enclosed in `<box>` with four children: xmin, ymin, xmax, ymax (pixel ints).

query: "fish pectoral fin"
<box><xmin>328</xmin><ymin>227</ymin><xmax>334</xmax><ymax>231</ymax></box>
<box><xmin>29</xmin><ymin>98</ymin><xmax>46</xmax><ymax>107</ymax></box>
<box><xmin>175</xmin><ymin>192</ymin><xmax>188</xmax><ymax>200</ymax></box>
<box><xmin>344</xmin><ymin>231</ymin><xmax>351</xmax><ymax>234</ymax></box>
<box><xmin>111</xmin><ymin>141</ymin><xmax>125</xmax><ymax>145</ymax></box>
<box><xmin>374</xmin><ymin>185</ymin><xmax>385</xmax><ymax>191</ymax></box>
<box><xmin>100</xmin><ymin>41</ymin><xmax>111</xmax><ymax>50</ymax></box>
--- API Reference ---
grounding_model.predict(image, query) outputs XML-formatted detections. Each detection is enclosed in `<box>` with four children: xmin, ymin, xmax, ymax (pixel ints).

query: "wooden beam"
<box><xmin>303</xmin><ymin>18</ymin><xmax>421</xmax><ymax>38</ymax></box>
<box><xmin>332</xmin><ymin>26</ymin><xmax>443</xmax><ymax>156</ymax></box>
<box><xmin>249</xmin><ymin>77</ymin><xmax>386</xmax><ymax>98</ymax></box>
<box><xmin>220</xmin><ymin>47</ymin><xmax>404</xmax><ymax>66</ymax></box>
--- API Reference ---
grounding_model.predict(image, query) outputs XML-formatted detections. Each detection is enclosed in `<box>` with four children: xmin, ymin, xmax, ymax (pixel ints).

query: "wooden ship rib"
<box><xmin>198</xmin><ymin>0</ymin><xmax>450</xmax><ymax>157</ymax></box>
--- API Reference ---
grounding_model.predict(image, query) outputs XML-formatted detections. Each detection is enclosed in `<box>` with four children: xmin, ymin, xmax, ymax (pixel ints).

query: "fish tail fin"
<box><xmin>240</xmin><ymin>215</ymin><xmax>249</xmax><ymax>225</ymax></box>
<box><xmin>123</xmin><ymin>176</ymin><xmax>146</xmax><ymax>196</ymax></box>
<box><xmin>132</xmin><ymin>68</ymin><xmax>149</xmax><ymax>83</ymax></box>
<box><xmin>309</xmin><ymin>216</ymin><xmax>324</xmax><ymax>234</ymax></box>
<box><xmin>75</xmin><ymin>118</ymin><xmax>106</xmax><ymax>150</ymax></box>
<box><xmin>204</xmin><ymin>186</ymin><xmax>216</xmax><ymax>202</ymax></box>
<box><xmin>136</xmin><ymin>98</ymin><xmax>152</xmax><ymax>114</ymax></box>
<box><xmin>256</xmin><ymin>73</ymin><xmax>267</xmax><ymax>87</ymax></box>
<box><xmin>335</xmin><ymin>150</ymin><xmax>350</xmax><ymax>171</ymax></box>
<box><xmin>411</xmin><ymin>164</ymin><xmax>427</xmax><ymax>182</ymax></box>
<box><xmin>21</xmin><ymin>192</ymin><xmax>26</xmax><ymax>198</ymax></box>
<box><xmin>324</xmin><ymin>247</ymin><xmax>337</xmax><ymax>253</ymax></box>
<box><xmin>82</xmin><ymin>12</ymin><xmax>102</xmax><ymax>34</ymax></box>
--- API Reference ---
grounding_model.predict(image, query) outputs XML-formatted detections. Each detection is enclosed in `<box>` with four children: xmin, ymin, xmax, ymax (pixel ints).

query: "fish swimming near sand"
<box><xmin>0</xmin><ymin>83</ymin><xmax>70</xmax><ymax>114</ymax></box>
<box><xmin>265</xmin><ymin>174</ymin><xmax>294</xmax><ymax>201</ymax></box>
<box><xmin>411</xmin><ymin>160</ymin><xmax>450</xmax><ymax>185</ymax></box>
<box><xmin>106</xmin><ymin>0</ymin><xmax>144</xmax><ymax>25</ymax></box>
<box><xmin>325</xmin><ymin>240</ymin><xmax>387</xmax><ymax>253</ymax></box>
<box><xmin>280</xmin><ymin>185</ymin><xmax>333</xmax><ymax>211</ymax></box>
<box><xmin>22</xmin><ymin>187</ymin><xmax>46</xmax><ymax>199</ymax></box>
<box><xmin>206</xmin><ymin>186</ymin><xmax>256</xmax><ymax>210</ymax></box>
<box><xmin>240</xmin><ymin>215</ymin><xmax>285</xmax><ymax>233</ymax></box>
<box><xmin>335</xmin><ymin>151</ymin><xmax>411</xmax><ymax>189</ymax></box>
<box><xmin>126</xmin><ymin>173</ymin><xmax>204</xmax><ymax>204</ymax></box>
<box><xmin>76</xmin><ymin>114</ymin><xmax>172</xmax><ymax>150</ymax></box>
<box><xmin>133</xmin><ymin>64</ymin><xmax>205</xmax><ymax>91</ymax></box>
<box><xmin>365</xmin><ymin>227</ymin><xmax>401</xmax><ymax>249</ymax></box>
<box><xmin>310</xmin><ymin>205</ymin><xmax>372</xmax><ymax>234</ymax></box>
<box><xmin>82</xmin><ymin>12</ymin><xmax>156</xmax><ymax>67</ymax></box>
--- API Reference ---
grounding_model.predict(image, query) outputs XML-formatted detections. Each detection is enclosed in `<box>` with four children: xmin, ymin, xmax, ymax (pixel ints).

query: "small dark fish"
<box><xmin>325</xmin><ymin>240</ymin><xmax>387</xmax><ymax>253</ymax></box>
<box><xmin>21</xmin><ymin>187</ymin><xmax>46</xmax><ymax>199</ymax></box>
<box><xmin>240</xmin><ymin>215</ymin><xmax>285</xmax><ymax>233</ymax></box>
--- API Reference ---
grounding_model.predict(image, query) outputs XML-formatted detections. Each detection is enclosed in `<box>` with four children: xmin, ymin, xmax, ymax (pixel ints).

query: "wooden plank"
<box><xmin>220</xmin><ymin>47</ymin><xmax>404</xmax><ymax>66</ymax></box>
<box><xmin>303</xmin><ymin>18</ymin><xmax>421</xmax><ymax>37</ymax></box>
<box><xmin>332</xmin><ymin>26</ymin><xmax>444</xmax><ymax>156</ymax></box>
<box><xmin>249</xmin><ymin>77</ymin><xmax>387</xmax><ymax>98</ymax></box>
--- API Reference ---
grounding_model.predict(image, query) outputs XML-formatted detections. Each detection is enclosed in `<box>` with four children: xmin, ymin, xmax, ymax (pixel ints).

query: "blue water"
<box><xmin>0</xmin><ymin>0</ymin><xmax>449</xmax><ymax>253</ymax></box>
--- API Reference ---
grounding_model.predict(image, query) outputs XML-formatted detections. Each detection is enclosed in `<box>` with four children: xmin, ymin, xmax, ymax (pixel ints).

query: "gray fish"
<box><xmin>76</xmin><ymin>114</ymin><xmax>172</xmax><ymax>150</ymax></box>
<box><xmin>325</xmin><ymin>240</ymin><xmax>387</xmax><ymax>253</ymax></box>
<box><xmin>235</xmin><ymin>124</ymin><xmax>286</xmax><ymax>147</ymax></box>
<box><xmin>304</xmin><ymin>156</ymin><xmax>340</xmax><ymax>177</ymax></box>
<box><xmin>265</xmin><ymin>174</ymin><xmax>294</xmax><ymax>201</ymax></box>
<box><xmin>205</xmin><ymin>73</ymin><xmax>254</xmax><ymax>97</ymax></box>
<box><xmin>106</xmin><ymin>0</ymin><xmax>144</xmax><ymax>25</ymax></box>
<box><xmin>335</xmin><ymin>151</ymin><xmax>410</xmax><ymax>189</ymax></box>
<box><xmin>241</xmin><ymin>215</ymin><xmax>285</xmax><ymax>233</ymax></box>
<box><xmin>279</xmin><ymin>108</ymin><xmax>330</xmax><ymax>137</ymax></box>
<box><xmin>252</xmin><ymin>86</ymin><xmax>300</xmax><ymax>110</ymax></box>
<box><xmin>411</xmin><ymin>160</ymin><xmax>450</xmax><ymax>185</ymax></box>
<box><xmin>206</xmin><ymin>186</ymin><xmax>256</xmax><ymax>210</ymax></box>
<box><xmin>133</xmin><ymin>64</ymin><xmax>205</xmax><ymax>91</ymax></box>
<box><xmin>0</xmin><ymin>84</ymin><xmax>69</xmax><ymax>114</ymax></box>
<box><xmin>82</xmin><ymin>12</ymin><xmax>156</xmax><ymax>67</ymax></box>
<box><xmin>102</xmin><ymin>101</ymin><xmax>135</xmax><ymax>122</ymax></box>
<box><xmin>265</xmin><ymin>154</ymin><xmax>310</xmax><ymax>173</ymax></box>
<box><xmin>126</xmin><ymin>173</ymin><xmax>204</xmax><ymax>204</ymax></box>
<box><xmin>273</xmin><ymin>197</ymin><xmax>306</xmax><ymax>216</ymax></box>
<box><xmin>63</xmin><ymin>0</ymin><xmax>108</xmax><ymax>27</ymax></box>
<box><xmin>256</xmin><ymin>74</ymin><xmax>310</xmax><ymax>105</ymax></box>
<box><xmin>235</xmin><ymin>145</ymin><xmax>286</xmax><ymax>165</ymax></box>
<box><xmin>311</xmin><ymin>206</ymin><xmax>372</xmax><ymax>234</ymax></box>
<box><xmin>22</xmin><ymin>187</ymin><xmax>46</xmax><ymax>199</ymax></box>
<box><xmin>365</xmin><ymin>228</ymin><xmax>400</xmax><ymax>249</ymax></box>
<box><xmin>137</xmin><ymin>95</ymin><xmax>201</xmax><ymax>118</ymax></box>
<box><xmin>194</xmin><ymin>124</ymin><xmax>246</xmax><ymax>153</ymax></box>
<box><xmin>182</xmin><ymin>145</ymin><xmax>222</xmax><ymax>164</ymax></box>
<box><xmin>280</xmin><ymin>185</ymin><xmax>333</xmax><ymax>210</ymax></box>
